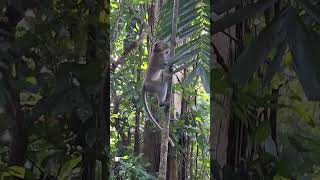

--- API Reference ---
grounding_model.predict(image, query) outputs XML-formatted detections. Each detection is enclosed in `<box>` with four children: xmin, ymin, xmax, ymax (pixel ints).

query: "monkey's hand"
<box><xmin>162</xmin><ymin>72</ymin><xmax>172</xmax><ymax>78</ymax></box>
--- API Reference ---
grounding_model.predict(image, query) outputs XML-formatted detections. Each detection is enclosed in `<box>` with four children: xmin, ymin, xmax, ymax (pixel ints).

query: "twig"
<box><xmin>211</xmin><ymin>42</ymin><xmax>229</xmax><ymax>72</ymax></box>
<box><xmin>110</xmin><ymin>24</ymin><xmax>150</xmax><ymax>71</ymax></box>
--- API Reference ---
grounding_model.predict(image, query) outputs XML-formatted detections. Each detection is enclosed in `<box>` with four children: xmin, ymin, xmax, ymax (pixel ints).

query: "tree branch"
<box><xmin>211</xmin><ymin>42</ymin><xmax>229</xmax><ymax>72</ymax></box>
<box><xmin>110</xmin><ymin>24</ymin><xmax>150</xmax><ymax>71</ymax></box>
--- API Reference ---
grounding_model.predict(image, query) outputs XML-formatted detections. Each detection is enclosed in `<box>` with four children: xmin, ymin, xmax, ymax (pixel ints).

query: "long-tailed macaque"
<box><xmin>142</xmin><ymin>40</ymin><xmax>174</xmax><ymax>146</ymax></box>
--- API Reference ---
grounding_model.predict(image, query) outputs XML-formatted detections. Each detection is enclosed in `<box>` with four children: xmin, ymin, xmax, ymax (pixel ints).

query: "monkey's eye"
<box><xmin>154</xmin><ymin>43</ymin><xmax>158</xmax><ymax>47</ymax></box>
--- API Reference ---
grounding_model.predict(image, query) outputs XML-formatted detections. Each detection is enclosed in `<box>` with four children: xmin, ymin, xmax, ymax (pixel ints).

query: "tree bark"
<box><xmin>81</xmin><ymin>0</ymin><xmax>103</xmax><ymax>178</ymax></box>
<box><xmin>143</xmin><ymin>121</ymin><xmax>161</xmax><ymax>173</ymax></box>
<box><xmin>158</xmin><ymin>0</ymin><xmax>179</xmax><ymax>179</ymax></box>
<box><xmin>0</xmin><ymin>1</ymin><xmax>36</xmax><ymax>170</ymax></box>
<box><xmin>210</xmin><ymin>10</ymin><xmax>235</xmax><ymax>179</ymax></box>
<box><xmin>134</xmin><ymin>110</ymin><xmax>141</xmax><ymax>155</ymax></box>
<box><xmin>143</xmin><ymin>0</ymin><xmax>161</xmax><ymax>176</ymax></box>
<box><xmin>178</xmin><ymin>70</ymin><xmax>188</xmax><ymax>180</ymax></box>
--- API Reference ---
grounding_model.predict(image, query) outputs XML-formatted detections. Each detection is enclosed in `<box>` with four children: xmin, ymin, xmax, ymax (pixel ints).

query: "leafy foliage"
<box><xmin>0</xmin><ymin>0</ymin><xmax>108</xmax><ymax>179</ymax></box>
<box><xmin>212</xmin><ymin>0</ymin><xmax>320</xmax><ymax>179</ymax></box>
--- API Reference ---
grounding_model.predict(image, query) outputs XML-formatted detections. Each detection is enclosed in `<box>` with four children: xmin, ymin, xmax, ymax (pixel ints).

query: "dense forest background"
<box><xmin>212</xmin><ymin>0</ymin><xmax>320</xmax><ymax>179</ymax></box>
<box><xmin>0</xmin><ymin>0</ymin><xmax>109</xmax><ymax>179</ymax></box>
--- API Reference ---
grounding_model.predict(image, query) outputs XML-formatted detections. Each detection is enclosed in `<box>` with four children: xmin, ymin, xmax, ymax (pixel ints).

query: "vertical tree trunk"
<box><xmin>99</xmin><ymin>67</ymin><xmax>109</xmax><ymax>179</ymax></box>
<box><xmin>158</xmin><ymin>0</ymin><xmax>179</xmax><ymax>179</ymax></box>
<box><xmin>178</xmin><ymin>79</ymin><xmax>188</xmax><ymax>180</ymax></box>
<box><xmin>167</xmin><ymin>146</ymin><xmax>178</xmax><ymax>180</ymax></box>
<box><xmin>134</xmin><ymin>45</ymin><xmax>143</xmax><ymax>155</ymax></box>
<box><xmin>134</xmin><ymin>111</ymin><xmax>141</xmax><ymax>155</ymax></box>
<box><xmin>99</xmin><ymin>0</ymin><xmax>109</xmax><ymax>178</ymax></box>
<box><xmin>210</xmin><ymin>10</ymin><xmax>235</xmax><ymax>179</ymax></box>
<box><xmin>143</xmin><ymin>121</ymin><xmax>161</xmax><ymax>173</ymax></box>
<box><xmin>189</xmin><ymin>142</ymin><xmax>194</xmax><ymax>179</ymax></box>
<box><xmin>81</xmin><ymin>0</ymin><xmax>102</xmax><ymax>178</ymax></box>
<box><xmin>0</xmin><ymin>2</ymin><xmax>34</xmax><ymax>172</ymax></box>
<box><xmin>143</xmin><ymin>0</ymin><xmax>161</xmax><ymax>175</ymax></box>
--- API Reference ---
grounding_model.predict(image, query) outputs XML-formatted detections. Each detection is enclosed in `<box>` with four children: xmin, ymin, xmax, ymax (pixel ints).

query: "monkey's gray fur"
<box><xmin>142</xmin><ymin>40</ymin><xmax>174</xmax><ymax>146</ymax></box>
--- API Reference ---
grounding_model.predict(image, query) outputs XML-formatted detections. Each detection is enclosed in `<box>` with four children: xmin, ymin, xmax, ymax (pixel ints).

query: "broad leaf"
<box><xmin>289</xmin><ymin>105</ymin><xmax>315</xmax><ymax>127</ymax></box>
<box><xmin>229</xmin><ymin>7</ymin><xmax>288</xmax><ymax>85</ymax></box>
<box><xmin>182</xmin><ymin>66</ymin><xmax>199</xmax><ymax>87</ymax></box>
<box><xmin>199</xmin><ymin>65</ymin><xmax>210</xmax><ymax>93</ymax></box>
<box><xmin>7</xmin><ymin>166</ymin><xmax>26</xmax><ymax>179</ymax></box>
<box><xmin>212</xmin><ymin>0</ymin><xmax>279</xmax><ymax>34</ymax></box>
<box><xmin>255</xmin><ymin>120</ymin><xmax>270</xmax><ymax>143</ymax></box>
<box><xmin>287</xmin><ymin>8</ymin><xmax>320</xmax><ymax>100</ymax></box>
<box><xmin>262</xmin><ymin>41</ymin><xmax>287</xmax><ymax>87</ymax></box>
<box><xmin>298</xmin><ymin>0</ymin><xmax>320</xmax><ymax>23</ymax></box>
<box><xmin>58</xmin><ymin>155</ymin><xmax>82</xmax><ymax>180</ymax></box>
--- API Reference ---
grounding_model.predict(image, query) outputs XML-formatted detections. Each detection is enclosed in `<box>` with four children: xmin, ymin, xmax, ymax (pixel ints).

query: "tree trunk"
<box><xmin>0</xmin><ymin>2</ymin><xmax>34</xmax><ymax>171</ymax></box>
<box><xmin>134</xmin><ymin>45</ymin><xmax>144</xmax><ymax>155</ymax></box>
<box><xmin>210</xmin><ymin>10</ymin><xmax>236</xmax><ymax>179</ymax></box>
<box><xmin>178</xmin><ymin>77</ymin><xmax>188</xmax><ymax>180</ymax></box>
<box><xmin>81</xmin><ymin>0</ymin><xmax>102</xmax><ymax>178</ymax></box>
<box><xmin>167</xmin><ymin>146</ymin><xmax>178</xmax><ymax>180</ymax></box>
<box><xmin>143</xmin><ymin>0</ymin><xmax>162</xmax><ymax>175</ymax></box>
<box><xmin>143</xmin><ymin>121</ymin><xmax>161</xmax><ymax>173</ymax></box>
<box><xmin>134</xmin><ymin>110</ymin><xmax>141</xmax><ymax>155</ymax></box>
<box><xmin>158</xmin><ymin>0</ymin><xmax>179</xmax><ymax>178</ymax></box>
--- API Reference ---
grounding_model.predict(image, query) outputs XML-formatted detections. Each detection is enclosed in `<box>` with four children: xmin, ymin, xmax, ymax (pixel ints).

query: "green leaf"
<box><xmin>172</xmin><ymin>59</ymin><xmax>197</xmax><ymax>74</ymax></box>
<box><xmin>229</xmin><ymin>7</ymin><xmax>288</xmax><ymax>85</ymax></box>
<box><xmin>182</xmin><ymin>66</ymin><xmax>199</xmax><ymax>87</ymax></box>
<box><xmin>288</xmin><ymin>136</ymin><xmax>310</xmax><ymax>152</ymax></box>
<box><xmin>298</xmin><ymin>0</ymin><xmax>320</xmax><ymax>23</ymax></box>
<box><xmin>289</xmin><ymin>105</ymin><xmax>315</xmax><ymax>127</ymax></box>
<box><xmin>58</xmin><ymin>155</ymin><xmax>82</xmax><ymax>180</ymax></box>
<box><xmin>7</xmin><ymin>166</ymin><xmax>26</xmax><ymax>178</ymax></box>
<box><xmin>262</xmin><ymin>41</ymin><xmax>287</xmax><ymax>87</ymax></box>
<box><xmin>287</xmin><ymin>8</ymin><xmax>320</xmax><ymax>100</ymax></box>
<box><xmin>199</xmin><ymin>66</ymin><xmax>210</xmax><ymax>93</ymax></box>
<box><xmin>110</xmin><ymin>2</ymin><xmax>119</xmax><ymax>9</ymax></box>
<box><xmin>168</xmin><ymin>49</ymin><xmax>200</xmax><ymax>67</ymax></box>
<box><xmin>25</xmin><ymin>76</ymin><xmax>37</xmax><ymax>85</ymax></box>
<box><xmin>212</xmin><ymin>0</ymin><xmax>279</xmax><ymax>34</ymax></box>
<box><xmin>0</xmin><ymin>172</ymin><xmax>10</xmax><ymax>180</ymax></box>
<box><xmin>255</xmin><ymin>120</ymin><xmax>270</xmax><ymax>143</ymax></box>
<box><xmin>177</xmin><ymin>24</ymin><xmax>199</xmax><ymax>39</ymax></box>
<box><xmin>275</xmin><ymin>160</ymin><xmax>290</xmax><ymax>178</ymax></box>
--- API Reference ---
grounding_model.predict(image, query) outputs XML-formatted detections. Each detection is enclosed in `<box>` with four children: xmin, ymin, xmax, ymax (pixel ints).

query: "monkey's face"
<box><xmin>153</xmin><ymin>40</ymin><xmax>170</xmax><ymax>52</ymax></box>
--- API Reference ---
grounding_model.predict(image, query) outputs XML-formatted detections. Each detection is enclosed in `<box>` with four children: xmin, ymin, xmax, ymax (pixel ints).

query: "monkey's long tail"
<box><xmin>142</xmin><ymin>87</ymin><xmax>174</xmax><ymax>147</ymax></box>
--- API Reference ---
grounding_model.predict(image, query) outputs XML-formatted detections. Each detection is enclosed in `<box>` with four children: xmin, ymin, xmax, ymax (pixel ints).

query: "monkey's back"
<box><xmin>144</xmin><ymin>52</ymin><xmax>166</xmax><ymax>81</ymax></box>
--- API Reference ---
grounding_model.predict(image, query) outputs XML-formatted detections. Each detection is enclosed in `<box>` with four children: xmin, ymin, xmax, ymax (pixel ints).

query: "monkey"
<box><xmin>142</xmin><ymin>40</ymin><xmax>174</xmax><ymax>146</ymax></box>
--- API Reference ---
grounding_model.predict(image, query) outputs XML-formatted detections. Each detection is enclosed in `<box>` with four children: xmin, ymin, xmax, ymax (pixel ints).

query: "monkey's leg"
<box><xmin>158</xmin><ymin>82</ymin><xmax>170</xmax><ymax>107</ymax></box>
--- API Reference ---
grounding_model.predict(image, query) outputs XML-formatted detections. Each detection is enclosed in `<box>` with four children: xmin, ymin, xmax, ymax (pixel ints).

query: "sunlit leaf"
<box><xmin>58</xmin><ymin>155</ymin><xmax>82</xmax><ymax>180</ymax></box>
<box><xmin>7</xmin><ymin>166</ymin><xmax>26</xmax><ymax>179</ymax></box>
<box><xmin>289</xmin><ymin>105</ymin><xmax>315</xmax><ymax>127</ymax></box>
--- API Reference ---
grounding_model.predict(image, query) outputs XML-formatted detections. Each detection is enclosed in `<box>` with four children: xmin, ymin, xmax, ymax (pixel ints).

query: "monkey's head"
<box><xmin>153</xmin><ymin>40</ymin><xmax>170</xmax><ymax>54</ymax></box>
